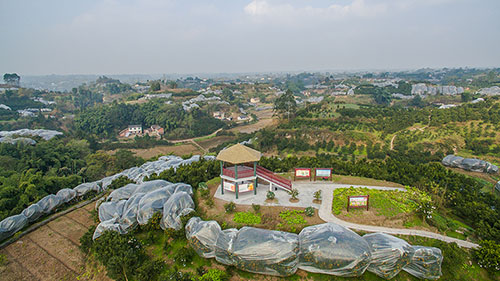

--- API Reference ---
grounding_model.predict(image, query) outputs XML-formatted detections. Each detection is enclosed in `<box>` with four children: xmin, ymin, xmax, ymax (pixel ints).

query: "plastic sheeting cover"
<box><xmin>136</xmin><ymin>186</ymin><xmax>175</xmax><ymax>225</ymax></box>
<box><xmin>0</xmin><ymin>214</ymin><xmax>28</xmax><ymax>241</ymax></box>
<box><xmin>37</xmin><ymin>194</ymin><xmax>63</xmax><ymax>214</ymax></box>
<box><xmin>363</xmin><ymin>233</ymin><xmax>415</xmax><ymax>279</ymax></box>
<box><xmin>214</xmin><ymin>228</ymin><xmax>239</xmax><ymax>266</ymax></box>
<box><xmin>73</xmin><ymin>181</ymin><xmax>101</xmax><ymax>196</ymax></box>
<box><xmin>99</xmin><ymin>200</ymin><xmax>126</xmax><ymax>222</ymax></box>
<box><xmin>108</xmin><ymin>183</ymin><xmax>139</xmax><ymax>201</ymax></box>
<box><xmin>56</xmin><ymin>188</ymin><xmax>77</xmax><ymax>203</ymax></box>
<box><xmin>403</xmin><ymin>246</ymin><xmax>443</xmax><ymax>280</ymax></box>
<box><xmin>298</xmin><ymin>223</ymin><xmax>372</xmax><ymax>277</ymax></box>
<box><xmin>133</xmin><ymin>180</ymin><xmax>171</xmax><ymax>195</ymax></box>
<box><xmin>442</xmin><ymin>154</ymin><xmax>498</xmax><ymax>174</ymax></box>
<box><xmin>21</xmin><ymin>204</ymin><xmax>43</xmax><ymax>223</ymax></box>
<box><xmin>93</xmin><ymin>218</ymin><xmax>124</xmax><ymax>240</ymax></box>
<box><xmin>119</xmin><ymin>193</ymin><xmax>146</xmax><ymax>232</ymax></box>
<box><xmin>172</xmin><ymin>183</ymin><xmax>193</xmax><ymax>196</ymax></box>
<box><xmin>186</xmin><ymin>217</ymin><xmax>221</xmax><ymax>258</ymax></box>
<box><xmin>160</xmin><ymin>191</ymin><xmax>195</xmax><ymax>230</ymax></box>
<box><xmin>221</xmin><ymin>227</ymin><xmax>300</xmax><ymax>277</ymax></box>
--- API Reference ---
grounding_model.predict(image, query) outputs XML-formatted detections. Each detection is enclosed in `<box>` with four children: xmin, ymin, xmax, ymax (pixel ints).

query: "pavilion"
<box><xmin>216</xmin><ymin>143</ymin><xmax>261</xmax><ymax>199</ymax></box>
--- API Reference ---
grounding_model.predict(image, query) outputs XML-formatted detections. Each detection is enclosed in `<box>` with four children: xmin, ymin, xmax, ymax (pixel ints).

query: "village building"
<box><xmin>237</xmin><ymin>115</ymin><xmax>249</xmax><ymax>121</ymax></box>
<box><xmin>250</xmin><ymin>97</ymin><xmax>260</xmax><ymax>103</ymax></box>
<box><xmin>144</xmin><ymin>125</ymin><xmax>164</xmax><ymax>137</ymax></box>
<box><xmin>213</xmin><ymin>111</ymin><xmax>225</xmax><ymax>120</ymax></box>
<box><xmin>119</xmin><ymin>124</ymin><xmax>164</xmax><ymax>138</ymax></box>
<box><xmin>119</xmin><ymin>125</ymin><xmax>143</xmax><ymax>138</ymax></box>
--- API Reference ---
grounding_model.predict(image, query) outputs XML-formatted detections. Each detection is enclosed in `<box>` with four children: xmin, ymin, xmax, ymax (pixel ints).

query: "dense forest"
<box><xmin>0</xmin><ymin>138</ymin><xmax>143</xmax><ymax>220</ymax></box>
<box><xmin>73</xmin><ymin>100</ymin><xmax>224</xmax><ymax>139</ymax></box>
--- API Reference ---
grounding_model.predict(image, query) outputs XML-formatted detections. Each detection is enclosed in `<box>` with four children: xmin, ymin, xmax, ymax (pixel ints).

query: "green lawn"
<box><xmin>332</xmin><ymin>187</ymin><xmax>422</xmax><ymax>216</ymax></box>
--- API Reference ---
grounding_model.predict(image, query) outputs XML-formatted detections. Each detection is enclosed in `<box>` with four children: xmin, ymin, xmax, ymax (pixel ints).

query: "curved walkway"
<box><xmin>318</xmin><ymin>186</ymin><xmax>478</xmax><ymax>248</ymax></box>
<box><xmin>216</xmin><ymin>181</ymin><xmax>479</xmax><ymax>249</ymax></box>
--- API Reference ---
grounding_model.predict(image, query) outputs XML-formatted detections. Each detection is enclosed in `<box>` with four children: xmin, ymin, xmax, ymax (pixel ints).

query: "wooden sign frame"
<box><xmin>294</xmin><ymin>168</ymin><xmax>311</xmax><ymax>181</ymax></box>
<box><xmin>347</xmin><ymin>195</ymin><xmax>369</xmax><ymax>212</ymax></box>
<box><xmin>314</xmin><ymin>168</ymin><xmax>333</xmax><ymax>181</ymax></box>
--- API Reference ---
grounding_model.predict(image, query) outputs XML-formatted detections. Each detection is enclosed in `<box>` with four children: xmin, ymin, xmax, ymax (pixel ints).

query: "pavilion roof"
<box><xmin>216</xmin><ymin>143</ymin><xmax>261</xmax><ymax>164</ymax></box>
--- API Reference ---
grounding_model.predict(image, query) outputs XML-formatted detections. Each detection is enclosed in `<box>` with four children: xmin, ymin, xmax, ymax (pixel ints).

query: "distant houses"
<box><xmin>119</xmin><ymin>125</ymin><xmax>164</xmax><ymax>138</ymax></box>
<box><xmin>250</xmin><ymin>97</ymin><xmax>260</xmax><ymax>104</ymax></box>
<box><xmin>213</xmin><ymin>111</ymin><xmax>233</xmax><ymax>121</ymax></box>
<box><xmin>237</xmin><ymin>115</ymin><xmax>249</xmax><ymax>121</ymax></box>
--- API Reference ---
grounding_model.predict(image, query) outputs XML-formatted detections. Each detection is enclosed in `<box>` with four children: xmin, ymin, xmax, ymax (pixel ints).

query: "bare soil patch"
<box><xmin>229</xmin><ymin>109</ymin><xmax>277</xmax><ymax>134</ymax></box>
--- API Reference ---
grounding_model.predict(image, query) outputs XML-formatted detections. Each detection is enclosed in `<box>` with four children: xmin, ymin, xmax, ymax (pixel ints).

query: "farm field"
<box><xmin>0</xmin><ymin>202</ymin><xmax>110</xmax><ymax>281</ymax></box>
<box><xmin>230</xmin><ymin>109</ymin><xmax>277</xmax><ymax>134</ymax></box>
<box><xmin>127</xmin><ymin>143</ymin><xmax>202</xmax><ymax>159</ymax></box>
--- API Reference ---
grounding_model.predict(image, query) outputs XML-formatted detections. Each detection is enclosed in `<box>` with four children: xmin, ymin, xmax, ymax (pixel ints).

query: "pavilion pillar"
<box><xmin>253</xmin><ymin>162</ymin><xmax>257</xmax><ymax>195</ymax></box>
<box><xmin>220</xmin><ymin>161</ymin><xmax>224</xmax><ymax>195</ymax></box>
<box><xmin>235</xmin><ymin>164</ymin><xmax>239</xmax><ymax>199</ymax></box>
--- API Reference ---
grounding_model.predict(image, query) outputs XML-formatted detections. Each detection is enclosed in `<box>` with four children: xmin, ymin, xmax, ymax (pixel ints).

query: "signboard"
<box><xmin>315</xmin><ymin>168</ymin><xmax>332</xmax><ymax>180</ymax></box>
<box><xmin>347</xmin><ymin>195</ymin><xmax>369</xmax><ymax>211</ymax></box>
<box><xmin>224</xmin><ymin>182</ymin><xmax>254</xmax><ymax>193</ymax></box>
<box><xmin>294</xmin><ymin>168</ymin><xmax>311</xmax><ymax>180</ymax></box>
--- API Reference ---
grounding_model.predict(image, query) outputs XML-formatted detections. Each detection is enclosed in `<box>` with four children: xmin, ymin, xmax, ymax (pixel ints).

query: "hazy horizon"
<box><xmin>2</xmin><ymin>0</ymin><xmax>500</xmax><ymax>75</ymax></box>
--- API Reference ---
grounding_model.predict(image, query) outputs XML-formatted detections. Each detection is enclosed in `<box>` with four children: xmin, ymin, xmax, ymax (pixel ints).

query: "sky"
<box><xmin>1</xmin><ymin>0</ymin><xmax>499</xmax><ymax>75</ymax></box>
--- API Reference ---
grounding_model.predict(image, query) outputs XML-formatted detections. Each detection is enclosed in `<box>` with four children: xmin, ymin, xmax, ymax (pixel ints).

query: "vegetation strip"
<box><xmin>0</xmin><ymin>196</ymin><xmax>102</xmax><ymax>249</ymax></box>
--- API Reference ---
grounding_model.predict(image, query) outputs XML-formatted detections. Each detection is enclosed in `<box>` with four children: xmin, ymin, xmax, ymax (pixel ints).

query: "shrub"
<box><xmin>206</xmin><ymin>198</ymin><xmax>215</xmax><ymax>208</ymax></box>
<box><xmin>141</xmin><ymin>211</ymin><xmax>163</xmax><ymax>231</ymax></box>
<box><xmin>173</xmin><ymin>246</ymin><xmax>196</xmax><ymax>266</ymax></box>
<box><xmin>475</xmin><ymin>240</ymin><xmax>500</xmax><ymax>271</ymax></box>
<box><xmin>305</xmin><ymin>207</ymin><xmax>315</xmax><ymax>217</ymax></box>
<box><xmin>92</xmin><ymin>231</ymin><xmax>147</xmax><ymax>281</ymax></box>
<box><xmin>290</xmin><ymin>188</ymin><xmax>299</xmax><ymax>200</ymax></box>
<box><xmin>224</xmin><ymin>201</ymin><xmax>236</xmax><ymax>213</ymax></box>
<box><xmin>200</xmin><ymin>188</ymin><xmax>210</xmax><ymax>200</ymax></box>
<box><xmin>233</xmin><ymin>211</ymin><xmax>262</xmax><ymax>225</ymax></box>
<box><xmin>165</xmin><ymin>227</ymin><xmax>186</xmax><ymax>240</ymax></box>
<box><xmin>198</xmin><ymin>269</ymin><xmax>229</xmax><ymax>281</ymax></box>
<box><xmin>108</xmin><ymin>176</ymin><xmax>135</xmax><ymax>190</ymax></box>
<box><xmin>135</xmin><ymin>259</ymin><xmax>165</xmax><ymax>281</ymax></box>
<box><xmin>79</xmin><ymin>225</ymin><xmax>96</xmax><ymax>255</ymax></box>
<box><xmin>252</xmin><ymin>203</ymin><xmax>261</xmax><ymax>213</ymax></box>
<box><xmin>160</xmin><ymin>267</ymin><xmax>193</xmax><ymax>281</ymax></box>
<box><xmin>313</xmin><ymin>190</ymin><xmax>322</xmax><ymax>201</ymax></box>
<box><xmin>0</xmin><ymin>253</ymin><xmax>7</xmax><ymax>266</ymax></box>
<box><xmin>266</xmin><ymin>191</ymin><xmax>275</xmax><ymax>200</ymax></box>
<box><xmin>279</xmin><ymin>209</ymin><xmax>307</xmax><ymax>227</ymax></box>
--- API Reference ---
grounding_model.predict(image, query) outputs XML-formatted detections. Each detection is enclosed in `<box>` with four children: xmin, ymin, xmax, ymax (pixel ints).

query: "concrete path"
<box><xmin>215</xmin><ymin>181</ymin><xmax>479</xmax><ymax>249</ymax></box>
<box><xmin>318</xmin><ymin>185</ymin><xmax>479</xmax><ymax>249</ymax></box>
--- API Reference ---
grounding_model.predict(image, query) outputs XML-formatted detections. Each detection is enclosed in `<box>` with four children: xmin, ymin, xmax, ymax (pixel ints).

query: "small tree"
<box><xmin>224</xmin><ymin>201</ymin><xmax>236</xmax><ymax>213</ymax></box>
<box><xmin>266</xmin><ymin>191</ymin><xmax>275</xmax><ymax>200</ymax></box>
<box><xmin>305</xmin><ymin>207</ymin><xmax>315</xmax><ymax>217</ymax></box>
<box><xmin>252</xmin><ymin>203</ymin><xmax>261</xmax><ymax>213</ymax></box>
<box><xmin>273</xmin><ymin>89</ymin><xmax>297</xmax><ymax>120</ymax></box>
<box><xmin>416</xmin><ymin>200</ymin><xmax>436</xmax><ymax>223</ymax></box>
<box><xmin>313</xmin><ymin>190</ymin><xmax>322</xmax><ymax>201</ymax></box>
<box><xmin>290</xmin><ymin>188</ymin><xmax>299</xmax><ymax>200</ymax></box>
<box><xmin>475</xmin><ymin>240</ymin><xmax>500</xmax><ymax>271</ymax></box>
<box><xmin>150</xmin><ymin>81</ymin><xmax>161</xmax><ymax>91</ymax></box>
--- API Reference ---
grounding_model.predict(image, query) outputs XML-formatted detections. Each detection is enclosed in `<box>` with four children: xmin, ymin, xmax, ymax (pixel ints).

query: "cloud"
<box><xmin>244</xmin><ymin>0</ymin><xmax>388</xmax><ymax>22</ymax></box>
